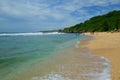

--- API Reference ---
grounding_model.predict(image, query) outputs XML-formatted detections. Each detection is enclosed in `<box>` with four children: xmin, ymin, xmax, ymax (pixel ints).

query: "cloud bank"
<box><xmin>0</xmin><ymin>0</ymin><xmax>120</xmax><ymax>32</ymax></box>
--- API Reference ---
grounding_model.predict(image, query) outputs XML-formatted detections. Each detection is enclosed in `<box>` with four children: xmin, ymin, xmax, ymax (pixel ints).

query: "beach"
<box><xmin>0</xmin><ymin>32</ymin><xmax>116</xmax><ymax>80</ymax></box>
<box><xmin>84</xmin><ymin>32</ymin><xmax>120</xmax><ymax>80</ymax></box>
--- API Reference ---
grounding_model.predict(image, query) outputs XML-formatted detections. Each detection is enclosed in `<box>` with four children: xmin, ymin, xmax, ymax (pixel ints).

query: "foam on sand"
<box><xmin>32</xmin><ymin>73</ymin><xmax>71</xmax><ymax>80</ymax></box>
<box><xmin>31</xmin><ymin>55</ymin><xmax>111</xmax><ymax>80</ymax></box>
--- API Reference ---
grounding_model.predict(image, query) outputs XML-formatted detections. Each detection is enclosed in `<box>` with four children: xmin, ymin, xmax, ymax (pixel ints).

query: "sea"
<box><xmin>0</xmin><ymin>32</ymin><xmax>111</xmax><ymax>80</ymax></box>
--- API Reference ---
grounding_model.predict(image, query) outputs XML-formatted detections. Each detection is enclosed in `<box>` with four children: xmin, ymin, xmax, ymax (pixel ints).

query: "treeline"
<box><xmin>63</xmin><ymin>10</ymin><xmax>120</xmax><ymax>33</ymax></box>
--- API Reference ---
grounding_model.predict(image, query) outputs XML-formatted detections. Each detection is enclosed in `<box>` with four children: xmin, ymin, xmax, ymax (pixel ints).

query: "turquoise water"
<box><xmin>0</xmin><ymin>32</ymin><xmax>111</xmax><ymax>80</ymax></box>
<box><xmin>0</xmin><ymin>32</ymin><xmax>85</xmax><ymax>80</ymax></box>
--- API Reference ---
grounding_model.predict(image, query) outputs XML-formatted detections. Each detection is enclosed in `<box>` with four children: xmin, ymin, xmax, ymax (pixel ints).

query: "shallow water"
<box><xmin>0</xmin><ymin>32</ymin><xmax>111</xmax><ymax>80</ymax></box>
<box><xmin>33</xmin><ymin>49</ymin><xmax>111</xmax><ymax>80</ymax></box>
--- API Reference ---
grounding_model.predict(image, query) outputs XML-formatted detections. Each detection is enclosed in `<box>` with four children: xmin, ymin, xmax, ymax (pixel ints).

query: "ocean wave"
<box><xmin>32</xmin><ymin>73</ymin><xmax>71</xmax><ymax>80</ymax></box>
<box><xmin>32</xmin><ymin>55</ymin><xmax>112</xmax><ymax>80</ymax></box>
<box><xmin>32</xmin><ymin>70</ymin><xmax>111</xmax><ymax>80</ymax></box>
<box><xmin>0</xmin><ymin>32</ymin><xmax>64</xmax><ymax>36</ymax></box>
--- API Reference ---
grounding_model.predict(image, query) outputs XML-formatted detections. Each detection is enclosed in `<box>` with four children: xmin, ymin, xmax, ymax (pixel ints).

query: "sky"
<box><xmin>0</xmin><ymin>0</ymin><xmax>120</xmax><ymax>32</ymax></box>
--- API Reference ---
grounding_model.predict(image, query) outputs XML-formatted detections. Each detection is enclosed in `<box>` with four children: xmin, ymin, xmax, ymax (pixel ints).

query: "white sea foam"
<box><xmin>31</xmin><ymin>57</ymin><xmax>111</xmax><ymax>80</ymax></box>
<box><xmin>32</xmin><ymin>73</ymin><xmax>71</xmax><ymax>80</ymax></box>
<box><xmin>33</xmin><ymin>55</ymin><xmax>112</xmax><ymax>80</ymax></box>
<box><xmin>32</xmin><ymin>71</ymin><xmax>111</xmax><ymax>80</ymax></box>
<box><xmin>0</xmin><ymin>32</ymin><xmax>64</xmax><ymax>36</ymax></box>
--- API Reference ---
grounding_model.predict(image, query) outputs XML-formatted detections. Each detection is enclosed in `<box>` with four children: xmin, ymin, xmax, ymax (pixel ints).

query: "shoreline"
<box><xmin>84</xmin><ymin>32</ymin><xmax>120</xmax><ymax>80</ymax></box>
<box><xmin>2</xmin><ymin>33</ymin><xmax>114</xmax><ymax>80</ymax></box>
<box><xmin>31</xmin><ymin>34</ymin><xmax>111</xmax><ymax>80</ymax></box>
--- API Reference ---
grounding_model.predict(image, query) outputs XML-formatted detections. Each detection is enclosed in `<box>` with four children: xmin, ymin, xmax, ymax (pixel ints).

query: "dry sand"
<box><xmin>84</xmin><ymin>32</ymin><xmax>120</xmax><ymax>80</ymax></box>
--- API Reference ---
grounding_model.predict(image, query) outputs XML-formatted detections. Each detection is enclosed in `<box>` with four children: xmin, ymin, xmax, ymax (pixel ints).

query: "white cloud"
<box><xmin>0</xmin><ymin>0</ymin><xmax>119</xmax><ymax>31</ymax></box>
<box><xmin>0</xmin><ymin>0</ymin><xmax>119</xmax><ymax>18</ymax></box>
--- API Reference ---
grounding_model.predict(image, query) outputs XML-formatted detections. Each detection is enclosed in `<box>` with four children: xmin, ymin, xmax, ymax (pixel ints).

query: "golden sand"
<box><xmin>84</xmin><ymin>32</ymin><xmax>120</xmax><ymax>80</ymax></box>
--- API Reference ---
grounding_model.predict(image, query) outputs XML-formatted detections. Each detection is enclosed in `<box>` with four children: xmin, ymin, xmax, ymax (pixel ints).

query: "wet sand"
<box><xmin>84</xmin><ymin>32</ymin><xmax>120</xmax><ymax>80</ymax></box>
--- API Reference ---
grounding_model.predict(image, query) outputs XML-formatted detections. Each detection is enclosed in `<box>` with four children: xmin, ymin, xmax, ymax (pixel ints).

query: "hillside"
<box><xmin>63</xmin><ymin>10</ymin><xmax>120</xmax><ymax>33</ymax></box>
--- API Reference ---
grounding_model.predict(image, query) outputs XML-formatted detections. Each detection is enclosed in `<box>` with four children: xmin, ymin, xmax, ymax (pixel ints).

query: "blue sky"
<box><xmin>0</xmin><ymin>0</ymin><xmax>120</xmax><ymax>32</ymax></box>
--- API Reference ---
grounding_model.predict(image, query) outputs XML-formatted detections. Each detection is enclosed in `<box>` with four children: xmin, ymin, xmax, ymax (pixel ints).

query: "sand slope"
<box><xmin>85</xmin><ymin>32</ymin><xmax>120</xmax><ymax>80</ymax></box>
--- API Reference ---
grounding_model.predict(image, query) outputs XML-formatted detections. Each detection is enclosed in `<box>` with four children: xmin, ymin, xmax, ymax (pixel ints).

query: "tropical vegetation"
<box><xmin>63</xmin><ymin>10</ymin><xmax>120</xmax><ymax>33</ymax></box>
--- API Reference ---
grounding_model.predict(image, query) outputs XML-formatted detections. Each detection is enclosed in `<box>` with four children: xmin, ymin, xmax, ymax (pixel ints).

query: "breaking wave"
<box><xmin>32</xmin><ymin>73</ymin><xmax>71</xmax><ymax>80</ymax></box>
<box><xmin>0</xmin><ymin>32</ymin><xmax>64</xmax><ymax>36</ymax></box>
<box><xmin>31</xmin><ymin>56</ymin><xmax>111</xmax><ymax>80</ymax></box>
